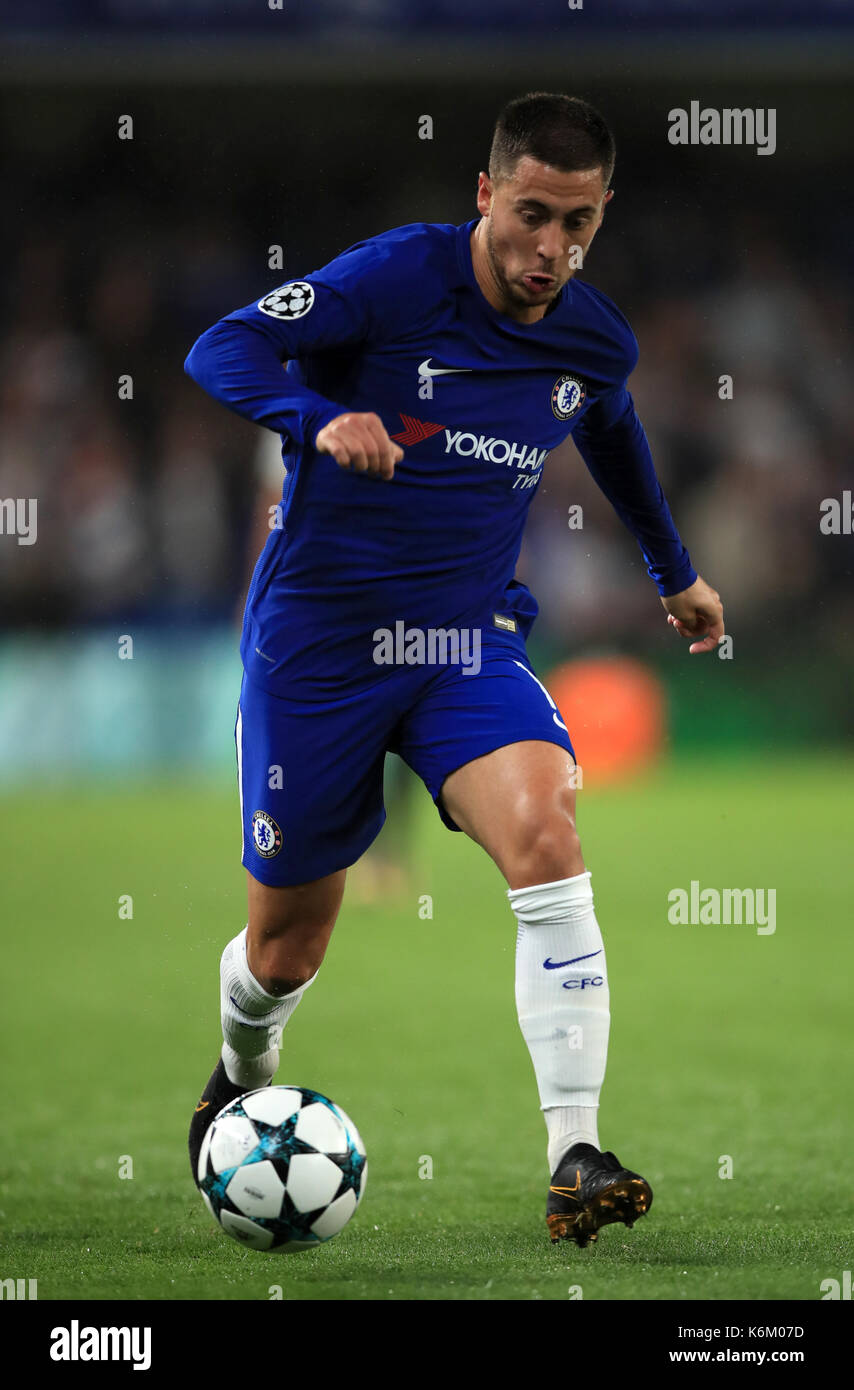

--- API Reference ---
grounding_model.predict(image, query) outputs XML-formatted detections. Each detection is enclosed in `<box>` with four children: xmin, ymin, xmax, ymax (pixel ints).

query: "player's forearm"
<box><xmin>184</xmin><ymin>318</ymin><xmax>346</xmax><ymax>448</ymax></box>
<box><xmin>574</xmin><ymin>396</ymin><xmax>696</xmax><ymax>598</ymax></box>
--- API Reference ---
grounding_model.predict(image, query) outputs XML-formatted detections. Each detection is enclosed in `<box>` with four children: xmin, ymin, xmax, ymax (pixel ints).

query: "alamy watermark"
<box><xmin>820</xmin><ymin>1270</ymin><xmax>851</xmax><ymax>1299</ymax></box>
<box><xmin>0</xmin><ymin>498</ymin><xmax>37</xmax><ymax>545</ymax></box>
<box><xmin>0</xmin><ymin>1277</ymin><xmax>37</xmax><ymax>1299</ymax></box>
<box><xmin>50</xmin><ymin>1321</ymin><xmax>151</xmax><ymax>1370</ymax></box>
<box><xmin>668</xmin><ymin>882</ymin><xmax>776</xmax><ymax>935</ymax></box>
<box><xmin>668</xmin><ymin>102</ymin><xmax>776</xmax><ymax>157</ymax></box>
<box><xmin>819</xmin><ymin>491</ymin><xmax>853</xmax><ymax>534</ymax></box>
<box><xmin>373</xmin><ymin>621</ymin><xmax>481</xmax><ymax>675</ymax></box>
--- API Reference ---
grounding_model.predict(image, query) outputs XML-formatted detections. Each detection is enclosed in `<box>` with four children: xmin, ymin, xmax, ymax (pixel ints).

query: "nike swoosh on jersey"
<box><xmin>543</xmin><ymin>950</ymin><xmax>602</xmax><ymax>970</ymax></box>
<box><xmin>418</xmin><ymin>357</ymin><xmax>473</xmax><ymax>377</ymax></box>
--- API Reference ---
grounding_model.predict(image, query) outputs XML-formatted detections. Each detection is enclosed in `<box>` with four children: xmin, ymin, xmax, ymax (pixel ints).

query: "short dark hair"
<box><xmin>489</xmin><ymin>92</ymin><xmax>615</xmax><ymax>190</ymax></box>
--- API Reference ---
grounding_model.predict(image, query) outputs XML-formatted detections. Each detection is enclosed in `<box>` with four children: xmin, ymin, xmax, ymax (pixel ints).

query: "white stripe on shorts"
<box><xmin>235</xmin><ymin>700</ymin><xmax>245</xmax><ymax>857</ymax></box>
<box><xmin>512</xmin><ymin>659</ymin><xmax>569</xmax><ymax>733</ymax></box>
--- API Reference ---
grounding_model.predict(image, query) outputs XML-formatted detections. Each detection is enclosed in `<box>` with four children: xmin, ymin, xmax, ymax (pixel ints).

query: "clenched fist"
<box><xmin>315</xmin><ymin>412</ymin><xmax>403</xmax><ymax>481</ymax></box>
<box><xmin>661</xmin><ymin>575</ymin><xmax>725</xmax><ymax>655</ymax></box>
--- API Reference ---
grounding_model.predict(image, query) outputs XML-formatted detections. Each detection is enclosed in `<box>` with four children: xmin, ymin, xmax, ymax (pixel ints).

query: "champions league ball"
<box><xmin>197</xmin><ymin>1086</ymin><xmax>367</xmax><ymax>1252</ymax></box>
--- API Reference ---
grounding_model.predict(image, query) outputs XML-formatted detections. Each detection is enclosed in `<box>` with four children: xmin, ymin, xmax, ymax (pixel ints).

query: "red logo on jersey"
<box><xmin>391</xmin><ymin>414</ymin><xmax>445</xmax><ymax>447</ymax></box>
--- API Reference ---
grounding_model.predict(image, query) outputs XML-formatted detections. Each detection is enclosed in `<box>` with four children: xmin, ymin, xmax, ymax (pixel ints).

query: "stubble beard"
<box><xmin>485</xmin><ymin>217</ymin><xmax>561</xmax><ymax>316</ymax></box>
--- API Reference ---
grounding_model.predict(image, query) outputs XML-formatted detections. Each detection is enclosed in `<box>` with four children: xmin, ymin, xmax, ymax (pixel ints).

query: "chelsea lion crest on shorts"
<box><xmin>551</xmin><ymin>374</ymin><xmax>586</xmax><ymax>421</ymax></box>
<box><xmin>252</xmin><ymin>810</ymin><xmax>283</xmax><ymax>858</ymax></box>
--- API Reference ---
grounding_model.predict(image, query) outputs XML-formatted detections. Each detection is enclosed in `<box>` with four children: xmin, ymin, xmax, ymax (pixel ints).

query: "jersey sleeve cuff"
<box><xmin>653</xmin><ymin>557</ymin><xmax>698</xmax><ymax>598</ymax></box>
<box><xmin>303</xmin><ymin>399</ymin><xmax>351</xmax><ymax>448</ymax></box>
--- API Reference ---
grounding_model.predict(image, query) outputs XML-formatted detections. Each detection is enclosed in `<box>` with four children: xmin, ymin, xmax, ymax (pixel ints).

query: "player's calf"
<box><xmin>245</xmin><ymin>868</ymin><xmax>342</xmax><ymax>994</ymax></box>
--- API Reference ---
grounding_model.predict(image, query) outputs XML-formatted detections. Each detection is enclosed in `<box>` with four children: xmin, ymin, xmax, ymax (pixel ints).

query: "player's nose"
<box><xmin>536</xmin><ymin>223</ymin><xmax>565</xmax><ymax>263</ymax></box>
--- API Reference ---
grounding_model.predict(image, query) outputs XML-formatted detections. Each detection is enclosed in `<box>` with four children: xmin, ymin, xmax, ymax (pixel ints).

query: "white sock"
<box><xmin>220</xmin><ymin>926</ymin><xmax>317</xmax><ymax>1088</ymax></box>
<box><xmin>544</xmin><ymin>1106</ymin><xmax>600</xmax><ymax>1174</ymax></box>
<box><xmin>507</xmin><ymin>871</ymin><xmax>610</xmax><ymax>1174</ymax></box>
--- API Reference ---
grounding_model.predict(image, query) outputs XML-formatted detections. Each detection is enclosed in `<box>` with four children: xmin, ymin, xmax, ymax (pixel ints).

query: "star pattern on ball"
<box><xmin>198</xmin><ymin>1086</ymin><xmax>366</xmax><ymax>1249</ymax></box>
<box><xmin>335</xmin><ymin>1146</ymin><xmax>367</xmax><ymax>1198</ymax></box>
<box><xmin>240</xmin><ymin>1109</ymin><xmax>318</xmax><ymax>1165</ymax></box>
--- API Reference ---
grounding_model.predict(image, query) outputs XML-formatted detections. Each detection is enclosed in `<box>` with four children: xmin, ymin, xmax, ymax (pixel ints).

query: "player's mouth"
<box><xmin>522</xmin><ymin>272</ymin><xmax>556</xmax><ymax>294</ymax></box>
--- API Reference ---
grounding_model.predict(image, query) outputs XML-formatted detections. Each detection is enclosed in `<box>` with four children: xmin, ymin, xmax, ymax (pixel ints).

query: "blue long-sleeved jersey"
<box><xmin>185</xmin><ymin>217</ymin><xmax>696</xmax><ymax>694</ymax></box>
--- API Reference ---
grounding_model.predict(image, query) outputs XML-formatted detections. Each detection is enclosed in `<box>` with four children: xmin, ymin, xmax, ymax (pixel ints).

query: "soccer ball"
<box><xmin>197</xmin><ymin>1085</ymin><xmax>367</xmax><ymax>1252</ymax></box>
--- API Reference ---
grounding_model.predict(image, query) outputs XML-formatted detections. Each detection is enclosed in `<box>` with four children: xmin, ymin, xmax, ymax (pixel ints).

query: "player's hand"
<box><xmin>660</xmin><ymin>575</ymin><xmax>725</xmax><ymax>655</ymax></box>
<box><xmin>315</xmin><ymin>412</ymin><xmax>403</xmax><ymax>480</ymax></box>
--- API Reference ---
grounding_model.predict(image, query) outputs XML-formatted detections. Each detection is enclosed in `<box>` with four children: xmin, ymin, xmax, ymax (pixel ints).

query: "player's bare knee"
<box><xmin>247</xmin><ymin>924</ymin><xmax>328</xmax><ymax>996</ymax></box>
<box><xmin>506</xmin><ymin>798</ymin><xmax>584</xmax><ymax>886</ymax></box>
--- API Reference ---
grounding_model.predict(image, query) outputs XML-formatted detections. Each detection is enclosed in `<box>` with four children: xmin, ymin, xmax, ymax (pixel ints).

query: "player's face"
<box><xmin>474</xmin><ymin>157</ymin><xmax>613</xmax><ymax>323</ymax></box>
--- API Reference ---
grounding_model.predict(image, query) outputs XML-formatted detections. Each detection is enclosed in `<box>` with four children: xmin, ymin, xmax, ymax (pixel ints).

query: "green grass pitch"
<box><xmin>0</xmin><ymin>754</ymin><xmax>851</xmax><ymax>1301</ymax></box>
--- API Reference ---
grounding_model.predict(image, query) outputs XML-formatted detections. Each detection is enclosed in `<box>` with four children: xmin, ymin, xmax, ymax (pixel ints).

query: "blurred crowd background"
<box><xmin>1</xmin><ymin>0</ymin><xmax>852</xmax><ymax>777</ymax></box>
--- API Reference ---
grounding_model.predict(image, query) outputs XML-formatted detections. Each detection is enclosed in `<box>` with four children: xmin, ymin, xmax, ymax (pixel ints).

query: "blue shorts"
<box><xmin>235</xmin><ymin>632</ymin><xmax>575</xmax><ymax>886</ymax></box>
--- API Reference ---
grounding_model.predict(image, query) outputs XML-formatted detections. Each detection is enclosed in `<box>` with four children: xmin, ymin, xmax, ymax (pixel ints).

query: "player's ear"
<box><xmin>476</xmin><ymin>171</ymin><xmax>493</xmax><ymax>215</ymax></box>
<box><xmin>598</xmin><ymin>187</ymin><xmax>614</xmax><ymax>226</ymax></box>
